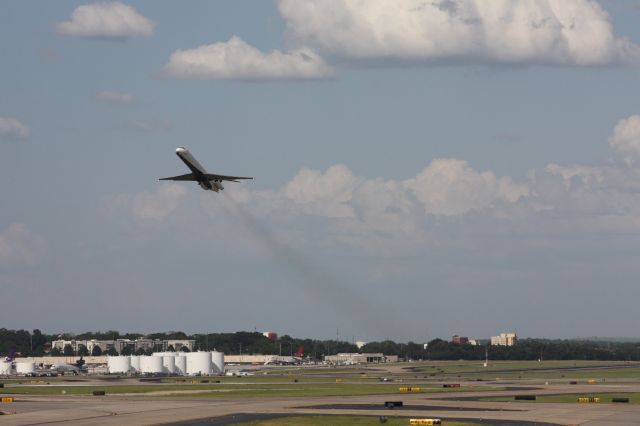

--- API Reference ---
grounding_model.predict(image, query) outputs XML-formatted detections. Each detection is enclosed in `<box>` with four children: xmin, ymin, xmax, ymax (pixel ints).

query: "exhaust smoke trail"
<box><xmin>219</xmin><ymin>191</ymin><xmax>403</xmax><ymax>340</ymax></box>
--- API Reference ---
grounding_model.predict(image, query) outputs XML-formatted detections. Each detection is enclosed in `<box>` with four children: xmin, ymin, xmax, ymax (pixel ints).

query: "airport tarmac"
<box><xmin>2</xmin><ymin>382</ymin><xmax>640</xmax><ymax>425</ymax></box>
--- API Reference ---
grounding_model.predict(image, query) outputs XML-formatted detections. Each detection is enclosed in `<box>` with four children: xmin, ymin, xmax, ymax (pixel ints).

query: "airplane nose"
<box><xmin>176</xmin><ymin>147</ymin><xmax>186</xmax><ymax>153</ymax></box>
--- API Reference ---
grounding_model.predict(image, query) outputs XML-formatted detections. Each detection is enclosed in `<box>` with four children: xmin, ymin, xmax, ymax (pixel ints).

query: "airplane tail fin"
<box><xmin>5</xmin><ymin>349</ymin><xmax>16</xmax><ymax>362</ymax></box>
<box><xmin>294</xmin><ymin>345</ymin><xmax>304</xmax><ymax>358</ymax></box>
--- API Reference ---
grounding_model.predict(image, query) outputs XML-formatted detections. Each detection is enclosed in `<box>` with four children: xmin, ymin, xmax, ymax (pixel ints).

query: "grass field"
<box><xmin>411</xmin><ymin>361</ymin><xmax>640</xmax><ymax>380</ymax></box>
<box><xmin>237</xmin><ymin>416</ymin><xmax>482</xmax><ymax>426</ymax></box>
<box><xmin>484</xmin><ymin>392</ymin><xmax>640</xmax><ymax>404</ymax></box>
<box><xmin>0</xmin><ymin>382</ymin><xmax>488</xmax><ymax>398</ymax></box>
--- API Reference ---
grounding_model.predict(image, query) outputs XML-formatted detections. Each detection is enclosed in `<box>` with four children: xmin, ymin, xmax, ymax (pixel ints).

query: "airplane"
<box><xmin>50</xmin><ymin>356</ymin><xmax>86</xmax><ymax>376</ymax></box>
<box><xmin>159</xmin><ymin>147</ymin><xmax>252</xmax><ymax>192</ymax></box>
<box><xmin>50</xmin><ymin>363</ymin><xmax>81</xmax><ymax>375</ymax></box>
<box><xmin>50</xmin><ymin>363</ymin><xmax>80</xmax><ymax>375</ymax></box>
<box><xmin>0</xmin><ymin>350</ymin><xmax>16</xmax><ymax>375</ymax></box>
<box><xmin>264</xmin><ymin>345</ymin><xmax>307</xmax><ymax>365</ymax></box>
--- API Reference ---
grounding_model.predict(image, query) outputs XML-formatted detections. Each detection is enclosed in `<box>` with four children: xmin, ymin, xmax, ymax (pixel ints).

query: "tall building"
<box><xmin>491</xmin><ymin>332</ymin><xmax>517</xmax><ymax>346</ymax></box>
<box><xmin>452</xmin><ymin>335</ymin><xmax>469</xmax><ymax>344</ymax></box>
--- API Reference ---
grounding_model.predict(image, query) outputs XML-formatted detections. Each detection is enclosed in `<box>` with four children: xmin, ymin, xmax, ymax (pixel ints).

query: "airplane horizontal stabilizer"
<box><xmin>159</xmin><ymin>173</ymin><xmax>196</xmax><ymax>181</ymax></box>
<box><xmin>204</xmin><ymin>173</ymin><xmax>253</xmax><ymax>182</ymax></box>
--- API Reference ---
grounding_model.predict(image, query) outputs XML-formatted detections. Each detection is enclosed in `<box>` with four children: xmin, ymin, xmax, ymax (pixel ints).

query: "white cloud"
<box><xmin>56</xmin><ymin>2</ymin><xmax>155</xmax><ymax>39</ymax></box>
<box><xmin>107</xmin><ymin>183</ymin><xmax>188</xmax><ymax>225</ymax></box>
<box><xmin>0</xmin><ymin>117</ymin><xmax>30</xmax><ymax>140</ymax></box>
<box><xmin>609</xmin><ymin>114</ymin><xmax>640</xmax><ymax>163</ymax></box>
<box><xmin>285</xmin><ymin>165</ymin><xmax>361</xmax><ymax>218</ymax></box>
<box><xmin>0</xmin><ymin>223</ymin><xmax>44</xmax><ymax>268</ymax></box>
<box><xmin>96</xmin><ymin>90</ymin><xmax>134</xmax><ymax>104</ymax></box>
<box><xmin>163</xmin><ymin>36</ymin><xmax>334</xmax><ymax>80</ymax></box>
<box><xmin>404</xmin><ymin>159</ymin><xmax>528</xmax><ymax>215</ymax></box>
<box><xmin>278</xmin><ymin>0</ymin><xmax>640</xmax><ymax>66</ymax></box>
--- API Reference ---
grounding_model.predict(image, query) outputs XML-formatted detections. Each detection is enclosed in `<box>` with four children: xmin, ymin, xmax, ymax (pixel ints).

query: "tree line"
<box><xmin>2</xmin><ymin>328</ymin><xmax>640</xmax><ymax>361</ymax></box>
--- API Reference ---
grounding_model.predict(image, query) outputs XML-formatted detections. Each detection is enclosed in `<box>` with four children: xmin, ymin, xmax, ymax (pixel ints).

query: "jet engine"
<box><xmin>212</xmin><ymin>180</ymin><xmax>224</xmax><ymax>191</ymax></box>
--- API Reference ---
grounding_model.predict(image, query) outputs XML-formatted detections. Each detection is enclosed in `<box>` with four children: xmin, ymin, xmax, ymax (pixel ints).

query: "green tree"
<box><xmin>91</xmin><ymin>346</ymin><xmax>103</xmax><ymax>356</ymax></box>
<box><xmin>77</xmin><ymin>345</ymin><xmax>89</xmax><ymax>356</ymax></box>
<box><xmin>105</xmin><ymin>347</ymin><xmax>118</xmax><ymax>356</ymax></box>
<box><xmin>31</xmin><ymin>329</ymin><xmax>47</xmax><ymax>355</ymax></box>
<box><xmin>63</xmin><ymin>344</ymin><xmax>74</xmax><ymax>356</ymax></box>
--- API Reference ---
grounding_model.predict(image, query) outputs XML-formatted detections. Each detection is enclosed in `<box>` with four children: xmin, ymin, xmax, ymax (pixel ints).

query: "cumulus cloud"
<box><xmin>285</xmin><ymin>165</ymin><xmax>361</xmax><ymax>218</ymax></box>
<box><xmin>163</xmin><ymin>36</ymin><xmax>334</xmax><ymax>80</ymax></box>
<box><xmin>96</xmin><ymin>90</ymin><xmax>134</xmax><ymax>104</ymax></box>
<box><xmin>56</xmin><ymin>2</ymin><xmax>155</xmax><ymax>39</ymax></box>
<box><xmin>609</xmin><ymin>114</ymin><xmax>640</xmax><ymax>163</ymax></box>
<box><xmin>107</xmin><ymin>183</ymin><xmax>188</xmax><ymax>225</ymax></box>
<box><xmin>404</xmin><ymin>159</ymin><xmax>528</xmax><ymax>215</ymax></box>
<box><xmin>0</xmin><ymin>223</ymin><xmax>44</xmax><ymax>268</ymax></box>
<box><xmin>0</xmin><ymin>117</ymin><xmax>30</xmax><ymax>141</ymax></box>
<box><xmin>278</xmin><ymin>0</ymin><xmax>640</xmax><ymax>66</ymax></box>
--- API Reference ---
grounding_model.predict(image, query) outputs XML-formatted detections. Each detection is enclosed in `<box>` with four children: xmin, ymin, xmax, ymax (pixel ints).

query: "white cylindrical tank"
<box><xmin>16</xmin><ymin>362</ymin><xmax>35</xmax><ymax>375</ymax></box>
<box><xmin>0</xmin><ymin>361</ymin><xmax>12</xmax><ymax>375</ymax></box>
<box><xmin>174</xmin><ymin>355</ymin><xmax>186</xmax><ymax>375</ymax></box>
<box><xmin>161</xmin><ymin>355</ymin><xmax>176</xmax><ymax>374</ymax></box>
<box><xmin>140</xmin><ymin>356</ymin><xmax>163</xmax><ymax>374</ymax></box>
<box><xmin>130</xmin><ymin>355</ymin><xmax>141</xmax><ymax>373</ymax></box>
<box><xmin>107</xmin><ymin>356</ymin><xmax>131</xmax><ymax>374</ymax></box>
<box><xmin>186</xmin><ymin>352</ymin><xmax>212</xmax><ymax>375</ymax></box>
<box><xmin>211</xmin><ymin>351</ymin><xmax>225</xmax><ymax>374</ymax></box>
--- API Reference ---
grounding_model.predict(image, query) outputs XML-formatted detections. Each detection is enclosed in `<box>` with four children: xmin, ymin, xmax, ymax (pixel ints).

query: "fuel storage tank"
<box><xmin>161</xmin><ymin>355</ymin><xmax>176</xmax><ymax>374</ymax></box>
<box><xmin>140</xmin><ymin>355</ymin><xmax>163</xmax><ymax>374</ymax></box>
<box><xmin>130</xmin><ymin>355</ymin><xmax>141</xmax><ymax>373</ymax></box>
<box><xmin>174</xmin><ymin>355</ymin><xmax>186</xmax><ymax>375</ymax></box>
<box><xmin>107</xmin><ymin>356</ymin><xmax>131</xmax><ymax>374</ymax></box>
<box><xmin>186</xmin><ymin>352</ymin><xmax>212</xmax><ymax>375</ymax></box>
<box><xmin>211</xmin><ymin>351</ymin><xmax>225</xmax><ymax>374</ymax></box>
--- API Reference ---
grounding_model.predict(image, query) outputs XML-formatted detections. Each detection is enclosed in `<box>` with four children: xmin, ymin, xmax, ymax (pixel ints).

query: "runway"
<box><xmin>2</xmin><ymin>382</ymin><xmax>640</xmax><ymax>425</ymax></box>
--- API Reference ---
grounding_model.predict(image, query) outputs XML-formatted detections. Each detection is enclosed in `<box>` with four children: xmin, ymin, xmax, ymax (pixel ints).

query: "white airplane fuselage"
<box><xmin>176</xmin><ymin>147</ymin><xmax>224</xmax><ymax>192</ymax></box>
<box><xmin>50</xmin><ymin>364</ymin><xmax>80</xmax><ymax>375</ymax></box>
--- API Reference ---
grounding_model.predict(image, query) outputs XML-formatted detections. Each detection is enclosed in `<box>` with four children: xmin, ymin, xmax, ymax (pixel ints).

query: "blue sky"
<box><xmin>2</xmin><ymin>1</ymin><xmax>640</xmax><ymax>342</ymax></box>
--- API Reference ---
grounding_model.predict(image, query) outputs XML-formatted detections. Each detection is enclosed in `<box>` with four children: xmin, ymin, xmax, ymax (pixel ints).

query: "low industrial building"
<box><xmin>323</xmin><ymin>353</ymin><xmax>398</xmax><ymax>364</ymax></box>
<box><xmin>51</xmin><ymin>338</ymin><xmax>195</xmax><ymax>354</ymax></box>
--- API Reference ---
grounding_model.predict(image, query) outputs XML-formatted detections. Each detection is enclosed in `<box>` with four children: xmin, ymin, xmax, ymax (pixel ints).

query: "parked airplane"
<box><xmin>160</xmin><ymin>147</ymin><xmax>252</xmax><ymax>192</ymax></box>
<box><xmin>50</xmin><ymin>356</ymin><xmax>86</xmax><ymax>375</ymax></box>
<box><xmin>264</xmin><ymin>345</ymin><xmax>307</xmax><ymax>365</ymax></box>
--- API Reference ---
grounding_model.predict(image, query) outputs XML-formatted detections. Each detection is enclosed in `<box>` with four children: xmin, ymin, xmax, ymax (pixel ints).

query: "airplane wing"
<box><xmin>205</xmin><ymin>173</ymin><xmax>253</xmax><ymax>182</ymax></box>
<box><xmin>159</xmin><ymin>173</ymin><xmax>197</xmax><ymax>181</ymax></box>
